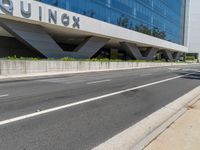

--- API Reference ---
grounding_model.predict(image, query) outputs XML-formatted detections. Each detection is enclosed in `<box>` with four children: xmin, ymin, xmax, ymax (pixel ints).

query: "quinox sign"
<box><xmin>0</xmin><ymin>0</ymin><xmax>80</xmax><ymax>29</ymax></box>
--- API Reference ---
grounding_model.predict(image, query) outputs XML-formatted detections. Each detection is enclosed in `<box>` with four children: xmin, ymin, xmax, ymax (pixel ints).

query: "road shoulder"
<box><xmin>145</xmin><ymin>99</ymin><xmax>200</xmax><ymax>150</ymax></box>
<box><xmin>93</xmin><ymin>86</ymin><xmax>200</xmax><ymax>150</ymax></box>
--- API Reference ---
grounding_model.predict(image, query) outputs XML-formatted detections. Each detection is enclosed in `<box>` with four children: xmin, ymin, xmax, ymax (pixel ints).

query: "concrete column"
<box><xmin>0</xmin><ymin>18</ymin><xmax>65</xmax><ymax>59</ymax></box>
<box><xmin>120</xmin><ymin>42</ymin><xmax>143</xmax><ymax>60</ymax></box>
<box><xmin>143</xmin><ymin>48</ymin><xmax>158</xmax><ymax>60</ymax></box>
<box><xmin>70</xmin><ymin>37</ymin><xmax>110</xmax><ymax>59</ymax></box>
<box><xmin>0</xmin><ymin>19</ymin><xmax>109</xmax><ymax>59</ymax></box>
<box><xmin>173</xmin><ymin>52</ymin><xmax>182</xmax><ymax>60</ymax></box>
<box><xmin>163</xmin><ymin>50</ymin><xmax>174</xmax><ymax>61</ymax></box>
<box><xmin>120</xmin><ymin>42</ymin><xmax>157</xmax><ymax>60</ymax></box>
<box><xmin>162</xmin><ymin>50</ymin><xmax>182</xmax><ymax>61</ymax></box>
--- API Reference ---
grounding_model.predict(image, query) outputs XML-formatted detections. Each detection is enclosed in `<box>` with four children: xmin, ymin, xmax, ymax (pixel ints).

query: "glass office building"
<box><xmin>40</xmin><ymin>0</ymin><xmax>186</xmax><ymax>45</ymax></box>
<box><xmin>0</xmin><ymin>0</ymin><xmax>188</xmax><ymax>60</ymax></box>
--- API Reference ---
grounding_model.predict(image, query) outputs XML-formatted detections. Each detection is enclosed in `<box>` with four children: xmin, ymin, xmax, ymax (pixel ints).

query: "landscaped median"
<box><xmin>0</xmin><ymin>59</ymin><xmax>197</xmax><ymax>79</ymax></box>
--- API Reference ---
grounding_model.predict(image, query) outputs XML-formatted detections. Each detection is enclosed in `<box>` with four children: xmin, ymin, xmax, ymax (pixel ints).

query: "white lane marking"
<box><xmin>168</xmin><ymin>68</ymin><xmax>181</xmax><ymax>71</ymax></box>
<box><xmin>0</xmin><ymin>73</ymin><xmax>194</xmax><ymax>126</ymax></box>
<box><xmin>87</xmin><ymin>79</ymin><xmax>112</xmax><ymax>85</ymax></box>
<box><xmin>140</xmin><ymin>74</ymin><xmax>153</xmax><ymax>77</ymax></box>
<box><xmin>0</xmin><ymin>94</ymin><xmax>9</xmax><ymax>98</ymax></box>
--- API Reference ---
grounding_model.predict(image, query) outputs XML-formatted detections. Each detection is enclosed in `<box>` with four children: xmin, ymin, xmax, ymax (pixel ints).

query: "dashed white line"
<box><xmin>87</xmin><ymin>79</ymin><xmax>112</xmax><ymax>85</ymax></box>
<box><xmin>0</xmin><ymin>94</ymin><xmax>9</xmax><ymax>98</ymax></box>
<box><xmin>168</xmin><ymin>68</ymin><xmax>181</xmax><ymax>71</ymax></box>
<box><xmin>0</xmin><ymin>73</ymin><xmax>194</xmax><ymax>126</ymax></box>
<box><xmin>140</xmin><ymin>73</ymin><xmax>153</xmax><ymax>77</ymax></box>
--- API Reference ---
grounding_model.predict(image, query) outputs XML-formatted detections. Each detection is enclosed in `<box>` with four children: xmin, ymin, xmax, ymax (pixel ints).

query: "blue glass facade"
<box><xmin>39</xmin><ymin>0</ymin><xmax>186</xmax><ymax>45</ymax></box>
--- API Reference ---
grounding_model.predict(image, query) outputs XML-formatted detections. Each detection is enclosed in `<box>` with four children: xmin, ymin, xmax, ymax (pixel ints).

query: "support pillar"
<box><xmin>163</xmin><ymin>50</ymin><xmax>174</xmax><ymax>61</ymax></box>
<box><xmin>173</xmin><ymin>52</ymin><xmax>181</xmax><ymax>60</ymax></box>
<box><xmin>0</xmin><ymin>18</ymin><xmax>65</xmax><ymax>58</ymax></box>
<box><xmin>162</xmin><ymin>50</ymin><xmax>182</xmax><ymax>61</ymax></box>
<box><xmin>0</xmin><ymin>18</ymin><xmax>109</xmax><ymax>59</ymax></box>
<box><xmin>120</xmin><ymin>42</ymin><xmax>157</xmax><ymax>60</ymax></box>
<box><xmin>143</xmin><ymin>47</ymin><xmax>158</xmax><ymax>60</ymax></box>
<box><xmin>120</xmin><ymin>42</ymin><xmax>143</xmax><ymax>60</ymax></box>
<box><xmin>69</xmin><ymin>37</ymin><xmax>110</xmax><ymax>59</ymax></box>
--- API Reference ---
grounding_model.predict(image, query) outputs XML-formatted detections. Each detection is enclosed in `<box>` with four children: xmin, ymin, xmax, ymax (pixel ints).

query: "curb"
<box><xmin>93</xmin><ymin>86</ymin><xmax>200</xmax><ymax>150</ymax></box>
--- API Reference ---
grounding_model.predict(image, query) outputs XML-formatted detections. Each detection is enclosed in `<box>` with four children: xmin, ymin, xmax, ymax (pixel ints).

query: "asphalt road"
<box><xmin>0</xmin><ymin>64</ymin><xmax>200</xmax><ymax>150</ymax></box>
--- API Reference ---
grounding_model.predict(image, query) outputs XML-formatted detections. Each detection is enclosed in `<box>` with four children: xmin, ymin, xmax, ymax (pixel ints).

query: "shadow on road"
<box><xmin>177</xmin><ymin>70</ymin><xmax>200</xmax><ymax>80</ymax></box>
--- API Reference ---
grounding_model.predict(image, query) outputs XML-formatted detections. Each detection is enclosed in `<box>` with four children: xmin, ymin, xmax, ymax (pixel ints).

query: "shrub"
<box><xmin>2</xmin><ymin>56</ymin><xmax>40</xmax><ymax>60</ymax></box>
<box><xmin>186</xmin><ymin>56</ymin><xmax>195</xmax><ymax>61</ymax></box>
<box><xmin>60</xmin><ymin>57</ymin><xmax>76</xmax><ymax>61</ymax></box>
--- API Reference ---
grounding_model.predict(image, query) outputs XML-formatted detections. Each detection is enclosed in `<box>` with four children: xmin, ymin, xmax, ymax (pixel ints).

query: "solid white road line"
<box><xmin>87</xmin><ymin>79</ymin><xmax>112</xmax><ymax>85</ymax></box>
<box><xmin>93</xmin><ymin>86</ymin><xmax>200</xmax><ymax>150</ymax></box>
<box><xmin>0</xmin><ymin>94</ymin><xmax>9</xmax><ymax>98</ymax></box>
<box><xmin>0</xmin><ymin>73</ymin><xmax>194</xmax><ymax>126</ymax></box>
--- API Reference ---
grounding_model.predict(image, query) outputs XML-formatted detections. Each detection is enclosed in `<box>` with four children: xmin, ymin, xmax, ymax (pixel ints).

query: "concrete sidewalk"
<box><xmin>145</xmin><ymin>99</ymin><xmax>200</xmax><ymax>150</ymax></box>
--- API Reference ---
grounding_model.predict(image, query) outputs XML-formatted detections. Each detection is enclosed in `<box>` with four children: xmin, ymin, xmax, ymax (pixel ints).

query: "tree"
<box><xmin>134</xmin><ymin>24</ymin><xmax>151</xmax><ymax>35</ymax></box>
<box><xmin>134</xmin><ymin>24</ymin><xmax>166</xmax><ymax>40</ymax></box>
<box><xmin>117</xmin><ymin>14</ymin><xmax>129</xmax><ymax>28</ymax></box>
<box><xmin>152</xmin><ymin>27</ymin><xmax>166</xmax><ymax>39</ymax></box>
<box><xmin>83</xmin><ymin>9</ymin><xmax>96</xmax><ymax>18</ymax></box>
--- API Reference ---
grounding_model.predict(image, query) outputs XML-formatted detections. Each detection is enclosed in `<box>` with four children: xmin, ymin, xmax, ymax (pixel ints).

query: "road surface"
<box><xmin>0</xmin><ymin>64</ymin><xmax>200</xmax><ymax>150</ymax></box>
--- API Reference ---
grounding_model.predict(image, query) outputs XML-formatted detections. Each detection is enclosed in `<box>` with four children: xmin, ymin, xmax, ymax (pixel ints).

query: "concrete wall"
<box><xmin>0</xmin><ymin>60</ymin><xmax>191</xmax><ymax>76</ymax></box>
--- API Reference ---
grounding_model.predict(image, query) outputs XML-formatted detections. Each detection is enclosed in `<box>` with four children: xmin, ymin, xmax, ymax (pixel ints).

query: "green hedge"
<box><xmin>186</xmin><ymin>56</ymin><xmax>196</xmax><ymax>61</ymax></box>
<box><xmin>0</xmin><ymin>55</ymin><xmax>185</xmax><ymax>63</ymax></box>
